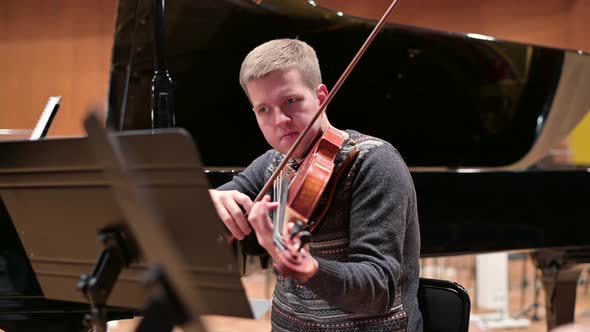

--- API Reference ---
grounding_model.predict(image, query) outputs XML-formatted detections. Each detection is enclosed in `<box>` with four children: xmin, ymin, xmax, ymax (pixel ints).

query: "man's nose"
<box><xmin>274</xmin><ymin>109</ymin><xmax>291</xmax><ymax>126</ymax></box>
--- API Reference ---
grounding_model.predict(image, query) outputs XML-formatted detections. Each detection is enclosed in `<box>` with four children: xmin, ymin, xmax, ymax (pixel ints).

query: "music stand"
<box><xmin>0</xmin><ymin>114</ymin><xmax>255</xmax><ymax>331</ymax></box>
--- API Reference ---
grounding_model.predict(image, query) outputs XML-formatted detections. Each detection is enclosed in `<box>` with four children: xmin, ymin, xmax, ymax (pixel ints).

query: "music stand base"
<box><xmin>135</xmin><ymin>266</ymin><xmax>190</xmax><ymax>332</ymax></box>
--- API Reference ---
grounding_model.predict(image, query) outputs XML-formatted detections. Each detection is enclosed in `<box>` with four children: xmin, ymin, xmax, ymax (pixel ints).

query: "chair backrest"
<box><xmin>418</xmin><ymin>277</ymin><xmax>471</xmax><ymax>332</ymax></box>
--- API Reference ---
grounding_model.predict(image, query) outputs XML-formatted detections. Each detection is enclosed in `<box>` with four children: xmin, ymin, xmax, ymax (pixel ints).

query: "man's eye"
<box><xmin>258</xmin><ymin>106</ymin><xmax>270</xmax><ymax>113</ymax></box>
<box><xmin>285</xmin><ymin>98</ymin><xmax>296</xmax><ymax>104</ymax></box>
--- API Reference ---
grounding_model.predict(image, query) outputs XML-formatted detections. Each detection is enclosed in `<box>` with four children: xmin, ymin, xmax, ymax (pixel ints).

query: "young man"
<box><xmin>209</xmin><ymin>38</ymin><xmax>422</xmax><ymax>331</ymax></box>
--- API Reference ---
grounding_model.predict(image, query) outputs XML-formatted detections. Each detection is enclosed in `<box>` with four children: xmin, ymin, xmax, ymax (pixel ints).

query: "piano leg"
<box><xmin>531</xmin><ymin>249</ymin><xmax>586</xmax><ymax>330</ymax></box>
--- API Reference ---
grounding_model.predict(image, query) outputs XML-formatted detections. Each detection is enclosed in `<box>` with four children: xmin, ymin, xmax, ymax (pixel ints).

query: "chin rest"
<box><xmin>418</xmin><ymin>277</ymin><xmax>471</xmax><ymax>332</ymax></box>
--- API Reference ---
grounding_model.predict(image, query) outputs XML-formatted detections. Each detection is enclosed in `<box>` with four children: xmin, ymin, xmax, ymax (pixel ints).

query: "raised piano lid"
<box><xmin>106</xmin><ymin>0</ymin><xmax>590</xmax><ymax>170</ymax></box>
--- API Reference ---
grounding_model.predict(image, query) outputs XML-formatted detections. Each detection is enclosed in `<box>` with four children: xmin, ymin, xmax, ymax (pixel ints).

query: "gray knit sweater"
<box><xmin>219</xmin><ymin>130</ymin><xmax>422</xmax><ymax>331</ymax></box>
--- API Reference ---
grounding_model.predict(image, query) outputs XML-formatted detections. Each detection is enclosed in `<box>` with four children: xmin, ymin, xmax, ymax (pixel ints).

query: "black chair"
<box><xmin>418</xmin><ymin>277</ymin><xmax>471</xmax><ymax>332</ymax></box>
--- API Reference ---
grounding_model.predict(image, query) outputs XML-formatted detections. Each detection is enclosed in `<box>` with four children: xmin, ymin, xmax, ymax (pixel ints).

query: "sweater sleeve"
<box><xmin>217</xmin><ymin>150</ymin><xmax>275</xmax><ymax>199</ymax></box>
<box><xmin>304</xmin><ymin>142</ymin><xmax>416</xmax><ymax>315</ymax></box>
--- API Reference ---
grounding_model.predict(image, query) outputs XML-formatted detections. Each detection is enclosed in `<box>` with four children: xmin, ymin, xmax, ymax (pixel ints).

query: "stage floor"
<box><xmin>102</xmin><ymin>254</ymin><xmax>590</xmax><ymax>332</ymax></box>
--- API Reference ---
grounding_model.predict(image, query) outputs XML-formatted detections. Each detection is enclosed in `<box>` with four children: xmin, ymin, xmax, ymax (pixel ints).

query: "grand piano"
<box><xmin>2</xmin><ymin>0</ymin><xmax>590</xmax><ymax>331</ymax></box>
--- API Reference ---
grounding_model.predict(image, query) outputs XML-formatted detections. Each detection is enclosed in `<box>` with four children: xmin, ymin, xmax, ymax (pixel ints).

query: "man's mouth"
<box><xmin>281</xmin><ymin>132</ymin><xmax>298</xmax><ymax>141</ymax></box>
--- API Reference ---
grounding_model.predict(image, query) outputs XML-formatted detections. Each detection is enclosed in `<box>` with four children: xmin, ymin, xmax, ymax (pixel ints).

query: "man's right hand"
<box><xmin>208</xmin><ymin>189</ymin><xmax>254</xmax><ymax>240</ymax></box>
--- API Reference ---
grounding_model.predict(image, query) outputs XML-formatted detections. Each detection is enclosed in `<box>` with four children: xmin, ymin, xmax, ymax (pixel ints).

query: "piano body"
<box><xmin>1</xmin><ymin>0</ymin><xmax>590</xmax><ymax>330</ymax></box>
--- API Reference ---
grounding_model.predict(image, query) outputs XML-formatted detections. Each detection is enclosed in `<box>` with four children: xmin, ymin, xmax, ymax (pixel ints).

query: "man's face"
<box><xmin>246</xmin><ymin>69</ymin><xmax>328</xmax><ymax>160</ymax></box>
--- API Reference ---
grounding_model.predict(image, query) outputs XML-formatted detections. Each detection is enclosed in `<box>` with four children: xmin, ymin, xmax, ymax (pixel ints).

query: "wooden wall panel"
<box><xmin>317</xmin><ymin>0</ymin><xmax>586</xmax><ymax>51</ymax></box>
<box><xmin>0</xmin><ymin>0</ymin><xmax>117</xmax><ymax>136</ymax></box>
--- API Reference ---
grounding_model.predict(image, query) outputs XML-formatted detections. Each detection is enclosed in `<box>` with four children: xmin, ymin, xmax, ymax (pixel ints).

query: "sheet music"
<box><xmin>30</xmin><ymin>96</ymin><xmax>61</xmax><ymax>140</ymax></box>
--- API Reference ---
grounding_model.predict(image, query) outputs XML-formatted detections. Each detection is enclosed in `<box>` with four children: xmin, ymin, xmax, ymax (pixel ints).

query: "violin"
<box><xmin>272</xmin><ymin>125</ymin><xmax>347</xmax><ymax>252</ymax></box>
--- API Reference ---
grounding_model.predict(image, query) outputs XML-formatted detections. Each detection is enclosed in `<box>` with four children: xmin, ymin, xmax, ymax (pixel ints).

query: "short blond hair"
<box><xmin>239</xmin><ymin>38</ymin><xmax>322</xmax><ymax>94</ymax></box>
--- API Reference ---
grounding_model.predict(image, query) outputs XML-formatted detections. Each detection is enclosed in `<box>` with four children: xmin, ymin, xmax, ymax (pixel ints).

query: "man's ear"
<box><xmin>316</xmin><ymin>84</ymin><xmax>329</xmax><ymax>105</ymax></box>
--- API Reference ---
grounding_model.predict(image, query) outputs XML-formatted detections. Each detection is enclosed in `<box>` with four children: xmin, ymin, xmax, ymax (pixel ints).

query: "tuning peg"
<box><xmin>297</xmin><ymin>231</ymin><xmax>311</xmax><ymax>252</ymax></box>
<box><xmin>289</xmin><ymin>220</ymin><xmax>305</xmax><ymax>240</ymax></box>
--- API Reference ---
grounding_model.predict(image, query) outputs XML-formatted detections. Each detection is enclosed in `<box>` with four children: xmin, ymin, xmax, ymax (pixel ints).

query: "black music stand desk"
<box><xmin>0</xmin><ymin>126</ymin><xmax>264</xmax><ymax>330</ymax></box>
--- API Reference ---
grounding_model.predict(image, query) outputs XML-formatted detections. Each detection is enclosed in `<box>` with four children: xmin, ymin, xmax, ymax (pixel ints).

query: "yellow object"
<box><xmin>571</xmin><ymin>112</ymin><xmax>590</xmax><ymax>165</ymax></box>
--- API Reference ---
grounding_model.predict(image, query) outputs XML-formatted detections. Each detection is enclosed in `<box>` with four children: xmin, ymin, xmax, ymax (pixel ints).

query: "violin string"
<box><xmin>273</xmin><ymin>170</ymin><xmax>287</xmax><ymax>251</ymax></box>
